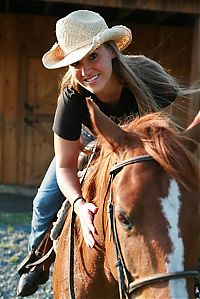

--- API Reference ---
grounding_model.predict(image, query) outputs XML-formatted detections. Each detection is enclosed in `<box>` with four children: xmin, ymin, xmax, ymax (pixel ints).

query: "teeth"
<box><xmin>85</xmin><ymin>75</ymin><xmax>98</xmax><ymax>82</ymax></box>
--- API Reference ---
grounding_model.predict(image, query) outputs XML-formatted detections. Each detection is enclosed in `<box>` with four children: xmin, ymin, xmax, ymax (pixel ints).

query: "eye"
<box><xmin>89</xmin><ymin>52</ymin><xmax>97</xmax><ymax>61</ymax></box>
<box><xmin>117</xmin><ymin>211</ymin><xmax>133</xmax><ymax>231</ymax></box>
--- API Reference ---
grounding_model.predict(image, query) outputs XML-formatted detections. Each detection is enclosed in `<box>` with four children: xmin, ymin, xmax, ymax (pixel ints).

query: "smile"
<box><xmin>84</xmin><ymin>74</ymin><xmax>99</xmax><ymax>83</ymax></box>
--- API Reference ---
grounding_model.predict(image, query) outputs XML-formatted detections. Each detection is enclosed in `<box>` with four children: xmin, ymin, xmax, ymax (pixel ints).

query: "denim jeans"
<box><xmin>28</xmin><ymin>157</ymin><xmax>63</xmax><ymax>250</ymax></box>
<box><xmin>28</xmin><ymin>128</ymin><xmax>95</xmax><ymax>251</ymax></box>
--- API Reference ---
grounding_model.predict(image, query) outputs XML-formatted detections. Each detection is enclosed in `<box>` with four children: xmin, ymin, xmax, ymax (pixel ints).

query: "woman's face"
<box><xmin>69</xmin><ymin>44</ymin><xmax>116</xmax><ymax>96</ymax></box>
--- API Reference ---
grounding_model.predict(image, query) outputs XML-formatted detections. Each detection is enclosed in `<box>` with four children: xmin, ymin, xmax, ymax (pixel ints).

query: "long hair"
<box><xmin>59</xmin><ymin>41</ymin><xmax>200</xmax><ymax>117</ymax></box>
<box><xmin>108</xmin><ymin>42</ymin><xmax>178</xmax><ymax>115</ymax></box>
<box><xmin>58</xmin><ymin>42</ymin><xmax>180</xmax><ymax>115</ymax></box>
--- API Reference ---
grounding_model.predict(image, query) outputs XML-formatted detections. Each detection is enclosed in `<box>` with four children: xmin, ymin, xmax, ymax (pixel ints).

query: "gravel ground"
<box><xmin>0</xmin><ymin>214</ymin><xmax>53</xmax><ymax>299</ymax></box>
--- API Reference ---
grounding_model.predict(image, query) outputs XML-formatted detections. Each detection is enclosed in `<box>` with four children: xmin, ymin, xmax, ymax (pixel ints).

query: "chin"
<box><xmin>91</xmin><ymin>83</ymin><xmax>106</xmax><ymax>94</ymax></box>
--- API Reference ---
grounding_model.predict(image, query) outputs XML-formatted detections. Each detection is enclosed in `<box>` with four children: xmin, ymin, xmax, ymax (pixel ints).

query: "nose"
<box><xmin>80</xmin><ymin>61</ymin><xmax>91</xmax><ymax>77</ymax></box>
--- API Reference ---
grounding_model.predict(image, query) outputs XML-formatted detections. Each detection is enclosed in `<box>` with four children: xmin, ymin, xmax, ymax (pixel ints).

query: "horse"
<box><xmin>53</xmin><ymin>100</ymin><xmax>200</xmax><ymax>299</ymax></box>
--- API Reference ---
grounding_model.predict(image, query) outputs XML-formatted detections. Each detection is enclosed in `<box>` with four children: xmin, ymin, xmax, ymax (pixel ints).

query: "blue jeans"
<box><xmin>28</xmin><ymin>128</ymin><xmax>95</xmax><ymax>251</ymax></box>
<box><xmin>28</xmin><ymin>157</ymin><xmax>63</xmax><ymax>250</ymax></box>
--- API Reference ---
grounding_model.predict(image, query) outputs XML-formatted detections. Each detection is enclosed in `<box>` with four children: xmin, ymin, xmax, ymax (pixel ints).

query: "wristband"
<box><xmin>73</xmin><ymin>196</ymin><xmax>85</xmax><ymax>207</ymax></box>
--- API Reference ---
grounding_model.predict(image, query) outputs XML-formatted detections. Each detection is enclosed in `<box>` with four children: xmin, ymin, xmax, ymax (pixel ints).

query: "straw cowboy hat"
<box><xmin>42</xmin><ymin>10</ymin><xmax>132</xmax><ymax>69</ymax></box>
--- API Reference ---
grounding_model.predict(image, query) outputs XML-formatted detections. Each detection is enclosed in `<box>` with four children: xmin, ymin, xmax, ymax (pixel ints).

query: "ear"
<box><xmin>86</xmin><ymin>98</ymin><xmax>130</xmax><ymax>151</ymax></box>
<box><xmin>179</xmin><ymin>112</ymin><xmax>200</xmax><ymax>152</ymax></box>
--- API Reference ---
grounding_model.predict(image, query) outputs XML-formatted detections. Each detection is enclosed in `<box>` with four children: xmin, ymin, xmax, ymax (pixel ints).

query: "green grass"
<box><xmin>0</xmin><ymin>213</ymin><xmax>32</xmax><ymax>225</ymax></box>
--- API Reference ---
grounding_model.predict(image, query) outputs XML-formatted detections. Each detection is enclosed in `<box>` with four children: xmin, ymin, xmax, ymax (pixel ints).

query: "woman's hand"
<box><xmin>74</xmin><ymin>198</ymin><xmax>98</xmax><ymax>248</ymax></box>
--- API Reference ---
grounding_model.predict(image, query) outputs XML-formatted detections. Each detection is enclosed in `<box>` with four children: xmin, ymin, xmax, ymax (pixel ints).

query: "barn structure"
<box><xmin>0</xmin><ymin>0</ymin><xmax>199</xmax><ymax>188</ymax></box>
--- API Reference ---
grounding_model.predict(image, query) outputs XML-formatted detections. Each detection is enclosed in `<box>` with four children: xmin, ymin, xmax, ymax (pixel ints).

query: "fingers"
<box><xmin>79</xmin><ymin>203</ymin><xmax>98</xmax><ymax>248</ymax></box>
<box><xmin>87</xmin><ymin>203</ymin><xmax>98</xmax><ymax>215</ymax></box>
<box><xmin>82</xmin><ymin>227</ymin><xmax>95</xmax><ymax>248</ymax></box>
<box><xmin>86</xmin><ymin>207</ymin><xmax>97</xmax><ymax>235</ymax></box>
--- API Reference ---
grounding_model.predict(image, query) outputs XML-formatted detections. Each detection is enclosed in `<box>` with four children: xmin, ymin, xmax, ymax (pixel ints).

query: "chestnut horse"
<box><xmin>53</xmin><ymin>101</ymin><xmax>200</xmax><ymax>299</ymax></box>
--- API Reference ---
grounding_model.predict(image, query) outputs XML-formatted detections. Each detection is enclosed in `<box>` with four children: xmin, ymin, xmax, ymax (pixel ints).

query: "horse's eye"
<box><xmin>117</xmin><ymin>212</ymin><xmax>133</xmax><ymax>230</ymax></box>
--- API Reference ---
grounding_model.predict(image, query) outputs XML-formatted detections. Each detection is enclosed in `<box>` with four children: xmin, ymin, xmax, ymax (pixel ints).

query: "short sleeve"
<box><xmin>53</xmin><ymin>88</ymin><xmax>89</xmax><ymax>141</ymax></box>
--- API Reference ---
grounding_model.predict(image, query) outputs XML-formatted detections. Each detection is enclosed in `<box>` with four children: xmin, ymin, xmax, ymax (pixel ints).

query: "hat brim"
<box><xmin>42</xmin><ymin>43</ymin><xmax>94</xmax><ymax>69</ymax></box>
<box><xmin>42</xmin><ymin>25</ymin><xmax>132</xmax><ymax>69</ymax></box>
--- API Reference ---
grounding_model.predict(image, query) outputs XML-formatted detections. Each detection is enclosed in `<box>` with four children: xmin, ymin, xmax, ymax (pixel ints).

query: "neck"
<box><xmin>96</xmin><ymin>78</ymin><xmax>123</xmax><ymax>105</ymax></box>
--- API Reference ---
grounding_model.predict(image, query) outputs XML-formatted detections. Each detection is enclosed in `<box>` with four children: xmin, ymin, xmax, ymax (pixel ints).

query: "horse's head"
<box><xmin>86</xmin><ymin>99</ymin><xmax>200</xmax><ymax>299</ymax></box>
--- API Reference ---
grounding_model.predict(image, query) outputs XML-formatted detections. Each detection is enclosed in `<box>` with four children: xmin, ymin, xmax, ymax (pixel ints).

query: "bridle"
<box><xmin>69</xmin><ymin>153</ymin><xmax>200</xmax><ymax>299</ymax></box>
<box><xmin>107</xmin><ymin>154</ymin><xmax>200</xmax><ymax>299</ymax></box>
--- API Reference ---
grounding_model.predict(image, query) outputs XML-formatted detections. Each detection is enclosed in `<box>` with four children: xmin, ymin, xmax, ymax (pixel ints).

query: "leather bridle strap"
<box><xmin>108</xmin><ymin>154</ymin><xmax>200</xmax><ymax>298</ymax></box>
<box><xmin>108</xmin><ymin>155</ymin><xmax>154</xmax><ymax>299</ymax></box>
<box><xmin>128</xmin><ymin>271</ymin><xmax>200</xmax><ymax>294</ymax></box>
<box><xmin>110</xmin><ymin>155</ymin><xmax>154</xmax><ymax>177</ymax></box>
<box><xmin>69</xmin><ymin>204</ymin><xmax>76</xmax><ymax>299</ymax></box>
<box><xmin>108</xmin><ymin>181</ymin><xmax>128</xmax><ymax>299</ymax></box>
<box><xmin>69</xmin><ymin>141</ymin><xmax>98</xmax><ymax>299</ymax></box>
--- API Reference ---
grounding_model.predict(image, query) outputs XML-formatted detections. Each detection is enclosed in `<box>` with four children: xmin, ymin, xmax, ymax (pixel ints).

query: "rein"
<box><xmin>107</xmin><ymin>154</ymin><xmax>200</xmax><ymax>299</ymax></box>
<box><xmin>69</xmin><ymin>141</ymin><xmax>97</xmax><ymax>299</ymax></box>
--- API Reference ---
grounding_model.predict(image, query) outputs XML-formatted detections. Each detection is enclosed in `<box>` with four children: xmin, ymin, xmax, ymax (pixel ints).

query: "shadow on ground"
<box><xmin>0</xmin><ymin>184</ymin><xmax>37</xmax><ymax>213</ymax></box>
<box><xmin>0</xmin><ymin>193</ymin><xmax>34</xmax><ymax>213</ymax></box>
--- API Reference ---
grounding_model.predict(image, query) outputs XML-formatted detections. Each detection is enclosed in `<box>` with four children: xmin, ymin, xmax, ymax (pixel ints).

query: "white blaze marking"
<box><xmin>160</xmin><ymin>179</ymin><xmax>188</xmax><ymax>298</ymax></box>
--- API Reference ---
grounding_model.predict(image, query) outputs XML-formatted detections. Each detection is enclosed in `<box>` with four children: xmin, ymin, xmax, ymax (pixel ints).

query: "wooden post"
<box><xmin>189</xmin><ymin>16</ymin><xmax>200</xmax><ymax>124</ymax></box>
<box><xmin>189</xmin><ymin>16</ymin><xmax>200</xmax><ymax>159</ymax></box>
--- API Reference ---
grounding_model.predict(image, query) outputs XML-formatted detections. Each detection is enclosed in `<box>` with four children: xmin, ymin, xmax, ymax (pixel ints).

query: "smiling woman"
<box><xmin>68</xmin><ymin>45</ymin><xmax>117</xmax><ymax>101</ymax></box>
<box><xmin>17</xmin><ymin>9</ymin><xmax>199</xmax><ymax>297</ymax></box>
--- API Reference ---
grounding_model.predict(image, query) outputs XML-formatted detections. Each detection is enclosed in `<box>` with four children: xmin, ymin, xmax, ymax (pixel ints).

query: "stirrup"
<box><xmin>17</xmin><ymin>250</ymin><xmax>37</xmax><ymax>276</ymax></box>
<box><xmin>17</xmin><ymin>228</ymin><xmax>54</xmax><ymax>276</ymax></box>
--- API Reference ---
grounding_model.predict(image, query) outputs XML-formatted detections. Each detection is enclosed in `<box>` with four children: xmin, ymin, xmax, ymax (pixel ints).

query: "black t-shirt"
<box><xmin>53</xmin><ymin>87</ymin><xmax>139</xmax><ymax>140</ymax></box>
<box><xmin>53</xmin><ymin>85</ymin><xmax>176</xmax><ymax>141</ymax></box>
<box><xmin>53</xmin><ymin>56</ymin><xmax>177</xmax><ymax>141</ymax></box>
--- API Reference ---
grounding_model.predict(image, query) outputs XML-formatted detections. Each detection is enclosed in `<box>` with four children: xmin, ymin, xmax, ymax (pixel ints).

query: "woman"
<box><xmin>17</xmin><ymin>9</ymin><xmax>183</xmax><ymax>297</ymax></box>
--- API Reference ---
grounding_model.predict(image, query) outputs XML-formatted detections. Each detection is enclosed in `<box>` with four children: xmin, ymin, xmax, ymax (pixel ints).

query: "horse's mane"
<box><xmin>82</xmin><ymin>145</ymin><xmax>116</xmax><ymax>204</ymax></box>
<box><xmin>125</xmin><ymin>112</ymin><xmax>199</xmax><ymax>190</ymax></box>
<box><xmin>82</xmin><ymin>112</ymin><xmax>199</xmax><ymax>203</ymax></box>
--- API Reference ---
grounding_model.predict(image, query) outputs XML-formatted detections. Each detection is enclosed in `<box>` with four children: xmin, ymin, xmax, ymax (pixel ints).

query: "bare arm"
<box><xmin>187</xmin><ymin>111</ymin><xmax>200</xmax><ymax>130</ymax></box>
<box><xmin>185</xmin><ymin>111</ymin><xmax>200</xmax><ymax>143</ymax></box>
<box><xmin>54</xmin><ymin>133</ymin><xmax>98</xmax><ymax>248</ymax></box>
<box><xmin>54</xmin><ymin>133</ymin><xmax>82</xmax><ymax>202</ymax></box>
<box><xmin>178</xmin><ymin>111</ymin><xmax>200</xmax><ymax>153</ymax></box>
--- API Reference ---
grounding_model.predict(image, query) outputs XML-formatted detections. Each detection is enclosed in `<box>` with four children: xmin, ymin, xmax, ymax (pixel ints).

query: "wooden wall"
<box><xmin>0</xmin><ymin>12</ymin><xmax>198</xmax><ymax>187</ymax></box>
<box><xmin>0</xmin><ymin>13</ymin><xmax>59</xmax><ymax>186</ymax></box>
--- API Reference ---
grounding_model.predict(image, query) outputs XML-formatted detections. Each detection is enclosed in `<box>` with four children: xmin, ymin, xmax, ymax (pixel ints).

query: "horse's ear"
<box><xmin>86</xmin><ymin>98</ymin><xmax>129</xmax><ymax>150</ymax></box>
<box><xmin>179</xmin><ymin>112</ymin><xmax>200</xmax><ymax>152</ymax></box>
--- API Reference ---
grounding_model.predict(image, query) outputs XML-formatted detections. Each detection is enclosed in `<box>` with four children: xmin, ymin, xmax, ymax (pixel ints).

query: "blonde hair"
<box><xmin>59</xmin><ymin>42</ymin><xmax>179</xmax><ymax>115</ymax></box>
